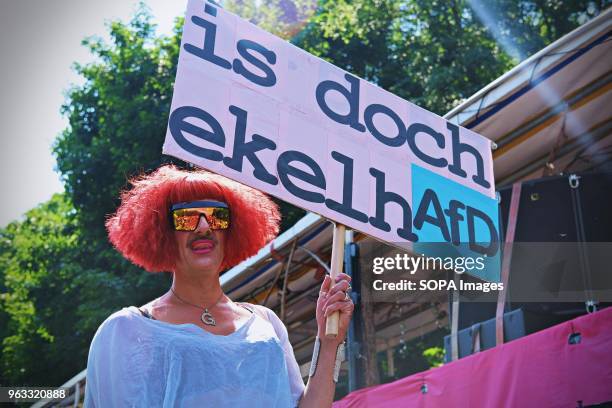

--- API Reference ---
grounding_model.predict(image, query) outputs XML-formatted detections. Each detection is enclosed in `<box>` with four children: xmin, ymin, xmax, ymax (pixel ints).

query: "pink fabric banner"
<box><xmin>335</xmin><ymin>307</ymin><xmax>612</xmax><ymax>407</ymax></box>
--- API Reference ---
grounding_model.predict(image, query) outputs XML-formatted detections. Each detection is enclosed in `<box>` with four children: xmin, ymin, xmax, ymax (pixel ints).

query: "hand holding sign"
<box><xmin>317</xmin><ymin>236</ymin><xmax>354</xmax><ymax>342</ymax></box>
<box><xmin>325</xmin><ymin>223</ymin><xmax>346</xmax><ymax>337</ymax></box>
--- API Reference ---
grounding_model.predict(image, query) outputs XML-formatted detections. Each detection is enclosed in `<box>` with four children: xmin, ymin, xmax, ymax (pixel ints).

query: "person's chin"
<box><xmin>188</xmin><ymin>252</ymin><xmax>221</xmax><ymax>270</ymax></box>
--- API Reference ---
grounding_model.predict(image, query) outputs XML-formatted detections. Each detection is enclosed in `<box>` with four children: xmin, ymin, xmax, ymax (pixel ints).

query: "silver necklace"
<box><xmin>170</xmin><ymin>287</ymin><xmax>225</xmax><ymax>326</ymax></box>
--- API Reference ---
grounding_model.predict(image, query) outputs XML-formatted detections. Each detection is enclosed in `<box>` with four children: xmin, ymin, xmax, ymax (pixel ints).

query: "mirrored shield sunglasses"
<box><xmin>170</xmin><ymin>200</ymin><xmax>230</xmax><ymax>231</ymax></box>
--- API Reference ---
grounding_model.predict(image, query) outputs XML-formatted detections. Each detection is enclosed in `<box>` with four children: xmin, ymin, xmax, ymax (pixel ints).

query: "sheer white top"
<box><xmin>84</xmin><ymin>305</ymin><xmax>305</xmax><ymax>407</ymax></box>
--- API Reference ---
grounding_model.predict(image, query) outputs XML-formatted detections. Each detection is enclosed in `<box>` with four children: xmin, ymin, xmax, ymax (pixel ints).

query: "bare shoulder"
<box><xmin>104</xmin><ymin>307</ymin><xmax>138</xmax><ymax>324</ymax></box>
<box><xmin>249</xmin><ymin>304</ymin><xmax>288</xmax><ymax>332</ymax></box>
<box><xmin>238</xmin><ymin>303</ymin><xmax>276</xmax><ymax>321</ymax></box>
<box><xmin>92</xmin><ymin>307</ymin><xmax>140</xmax><ymax>340</ymax></box>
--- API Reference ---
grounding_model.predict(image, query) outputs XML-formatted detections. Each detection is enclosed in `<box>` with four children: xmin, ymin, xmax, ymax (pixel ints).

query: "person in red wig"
<box><xmin>84</xmin><ymin>165</ymin><xmax>354</xmax><ymax>408</ymax></box>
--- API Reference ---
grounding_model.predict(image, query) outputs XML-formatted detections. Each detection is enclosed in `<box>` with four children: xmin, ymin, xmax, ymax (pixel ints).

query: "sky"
<box><xmin>0</xmin><ymin>0</ymin><xmax>187</xmax><ymax>227</ymax></box>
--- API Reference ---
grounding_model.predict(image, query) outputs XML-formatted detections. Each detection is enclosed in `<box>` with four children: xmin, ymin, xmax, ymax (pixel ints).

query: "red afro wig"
<box><xmin>106</xmin><ymin>165</ymin><xmax>280</xmax><ymax>272</ymax></box>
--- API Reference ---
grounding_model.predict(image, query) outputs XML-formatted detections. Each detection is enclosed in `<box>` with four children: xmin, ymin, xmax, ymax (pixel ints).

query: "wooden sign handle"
<box><xmin>325</xmin><ymin>223</ymin><xmax>346</xmax><ymax>338</ymax></box>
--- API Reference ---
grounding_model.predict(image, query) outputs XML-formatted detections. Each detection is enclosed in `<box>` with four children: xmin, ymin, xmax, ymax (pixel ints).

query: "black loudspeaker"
<box><xmin>452</xmin><ymin>171</ymin><xmax>612</xmax><ymax>336</ymax></box>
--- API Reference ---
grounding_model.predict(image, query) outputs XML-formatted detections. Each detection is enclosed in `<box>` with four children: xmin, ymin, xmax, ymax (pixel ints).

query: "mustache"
<box><xmin>188</xmin><ymin>233</ymin><xmax>217</xmax><ymax>246</ymax></box>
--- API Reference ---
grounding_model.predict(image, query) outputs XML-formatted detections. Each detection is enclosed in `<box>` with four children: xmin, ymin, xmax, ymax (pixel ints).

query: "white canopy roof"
<box><xmin>446</xmin><ymin>8</ymin><xmax>611</xmax><ymax>185</ymax></box>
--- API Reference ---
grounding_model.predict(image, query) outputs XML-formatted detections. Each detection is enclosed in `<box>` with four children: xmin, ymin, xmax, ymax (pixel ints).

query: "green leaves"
<box><xmin>0</xmin><ymin>193</ymin><xmax>171</xmax><ymax>386</ymax></box>
<box><xmin>423</xmin><ymin>346</ymin><xmax>445</xmax><ymax>368</ymax></box>
<box><xmin>0</xmin><ymin>194</ymin><xmax>79</xmax><ymax>385</ymax></box>
<box><xmin>54</xmin><ymin>9</ymin><xmax>182</xmax><ymax>245</ymax></box>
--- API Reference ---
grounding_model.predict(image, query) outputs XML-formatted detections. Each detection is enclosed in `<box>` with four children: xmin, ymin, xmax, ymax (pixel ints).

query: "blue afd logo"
<box><xmin>411</xmin><ymin>164</ymin><xmax>501</xmax><ymax>282</ymax></box>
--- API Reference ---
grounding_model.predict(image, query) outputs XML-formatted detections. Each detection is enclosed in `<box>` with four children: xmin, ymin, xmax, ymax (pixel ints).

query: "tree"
<box><xmin>0</xmin><ymin>194</ymin><xmax>81</xmax><ymax>385</ymax></box>
<box><xmin>54</xmin><ymin>9</ymin><xmax>182</xmax><ymax>247</ymax></box>
<box><xmin>0</xmin><ymin>192</ymin><xmax>170</xmax><ymax>386</ymax></box>
<box><xmin>467</xmin><ymin>0</ymin><xmax>609</xmax><ymax>61</ymax></box>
